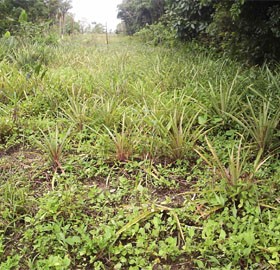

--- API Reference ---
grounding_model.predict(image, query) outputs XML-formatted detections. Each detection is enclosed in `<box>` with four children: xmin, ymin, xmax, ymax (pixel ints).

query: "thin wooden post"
<box><xmin>105</xmin><ymin>22</ymin><xmax>109</xmax><ymax>45</ymax></box>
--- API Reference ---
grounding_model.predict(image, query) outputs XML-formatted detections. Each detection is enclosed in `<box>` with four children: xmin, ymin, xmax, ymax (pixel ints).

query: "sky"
<box><xmin>70</xmin><ymin>0</ymin><xmax>123</xmax><ymax>31</ymax></box>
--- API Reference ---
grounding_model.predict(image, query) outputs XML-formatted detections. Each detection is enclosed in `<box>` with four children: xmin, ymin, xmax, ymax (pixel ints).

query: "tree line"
<box><xmin>117</xmin><ymin>0</ymin><xmax>280</xmax><ymax>64</ymax></box>
<box><xmin>0</xmin><ymin>0</ymin><xmax>75</xmax><ymax>35</ymax></box>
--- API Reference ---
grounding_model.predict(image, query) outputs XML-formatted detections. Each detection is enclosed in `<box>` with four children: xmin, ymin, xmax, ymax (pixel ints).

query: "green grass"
<box><xmin>0</xmin><ymin>33</ymin><xmax>279</xmax><ymax>269</ymax></box>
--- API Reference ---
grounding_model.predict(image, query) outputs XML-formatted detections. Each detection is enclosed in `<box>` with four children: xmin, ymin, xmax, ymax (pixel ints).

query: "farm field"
<box><xmin>0</xmin><ymin>34</ymin><xmax>280</xmax><ymax>269</ymax></box>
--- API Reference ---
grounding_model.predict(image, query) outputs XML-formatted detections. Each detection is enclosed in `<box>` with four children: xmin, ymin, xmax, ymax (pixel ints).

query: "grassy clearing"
<box><xmin>0</xmin><ymin>34</ymin><xmax>279</xmax><ymax>269</ymax></box>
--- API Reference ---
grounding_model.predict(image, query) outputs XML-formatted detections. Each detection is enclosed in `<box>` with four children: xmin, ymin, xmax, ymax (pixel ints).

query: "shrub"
<box><xmin>134</xmin><ymin>22</ymin><xmax>176</xmax><ymax>47</ymax></box>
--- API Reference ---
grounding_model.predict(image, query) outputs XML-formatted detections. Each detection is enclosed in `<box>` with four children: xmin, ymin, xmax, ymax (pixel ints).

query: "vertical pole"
<box><xmin>106</xmin><ymin>22</ymin><xmax>109</xmax><ymax>45</ymax></box>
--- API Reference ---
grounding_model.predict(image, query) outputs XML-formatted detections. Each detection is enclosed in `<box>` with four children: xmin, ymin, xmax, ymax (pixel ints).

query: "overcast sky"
<box><xmin>70</xmin><ymin>0</ymin><xmax>123</xmax><ymax>31</ymax></box>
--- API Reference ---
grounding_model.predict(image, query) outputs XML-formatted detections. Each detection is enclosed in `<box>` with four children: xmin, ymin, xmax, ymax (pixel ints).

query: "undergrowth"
<box><xmin>0</xmin><ymin>33</ymin><xmax>279</xmax><ymax>269</ymax></box>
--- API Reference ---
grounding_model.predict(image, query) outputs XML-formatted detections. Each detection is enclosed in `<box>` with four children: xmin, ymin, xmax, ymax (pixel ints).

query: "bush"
<box><xmin>207</xmin><ymin>1</ymin><xmax>280</xmax><ymax>64</ymax></box>
<box><xmin>134</xmin><ymin>22</ymin><xmax>176</xmax><ymax>47</ymax></box>
<box><xmin>0</xmin><ymin>32</ymin><xmax>18</xmax><ymax>61</ymax></box>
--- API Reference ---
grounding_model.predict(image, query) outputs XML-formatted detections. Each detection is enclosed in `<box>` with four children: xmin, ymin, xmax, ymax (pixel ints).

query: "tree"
<box><xmin>0</xmin><ymin>0</ymin><xmax>73</xmax><ymax>35</ymax></box>
<box><xmin>165</xmin><ymin>0</ymin><xmax>214</xmax><ymax>40</ymax></box>
<box><xmin>92</xmin><ymin>23</ymin><xmax>105</xmax><ymax>34</ymax></box>
<box><xmin>118</xmin><ymin>0</ymin><xmax>280</xmax><ymax>63</ymax></box>
<box><xmin>57</xmin><ymin>0</ymin><xmax>72</xmax><ymax>36</ymax></box>
<box><xmin>207</xmin><ymin>0</ymin><xmax>280</xmax><ymax>63</ymax></box>
<box><xmin>117</xmin><ymin>0</ymin><xmax>165</xmax><ymax>35</ymax></box>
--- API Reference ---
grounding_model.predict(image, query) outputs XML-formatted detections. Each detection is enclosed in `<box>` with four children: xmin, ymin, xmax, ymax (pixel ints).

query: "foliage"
<box><xmin>61</xmin><ymin>87</ymin><xmax>90</xmax><ymax>131</ymax></box>
<box><xmin>165</xmin><ymin>0</ymin><xmax>214</xmax><ymax>40</ymax></box>
<box><xmin>118</xmin><ymin>0</ymin><xmax>280</xmax><ymax>63</ymax></box>
<box><xmin>0</xmin><ymin>0</ymin><xmax>73</xmax><ymax>35</ymax></box>
<box><xmin>35</xmin><ymin>125</ymin><xmax>72</xmax><ymax>173</ymax></box>
<box><xmin>231</xmin><ymin>99</ymin><xmax>280</xmax><ymax>154</ymax></box>
<box><xmin>195</xmin><ymin>137</ymin><xmax>269</xmax><ymax>186</ymax></box>
<box><xmin>198</xmin><ymin>68</ymin><xmax>249</xmax><ymax>124</ymax></box>
<box><xmin>134</xmin><ymin>22</ymin><xmax>176</xmax><ymax>46</ymax></box>
<box><xmin>91</xmin><ymin>23</ymin><xmax>106</xmax><ymax>34</ymax></box>
<box><xmin>117</xmin><ymin>0</ymin><xmax>166</xmax><ymax>35</ymax></box>
<box><xmin>207</xmin><ymin>0</ymin><xmax>280</xmax><ymax>64</ymax></box>
<box><xmin>0</xmin><ymin>34</ymin><xmax>279</xmax><ymax>269</ymax></box>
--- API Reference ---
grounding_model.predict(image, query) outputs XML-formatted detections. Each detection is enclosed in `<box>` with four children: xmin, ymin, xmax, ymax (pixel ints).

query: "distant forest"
<box><xmin>117</xmin><ymin>0</ymin><xmax>280</xmax><ymax>64</ymax></box>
